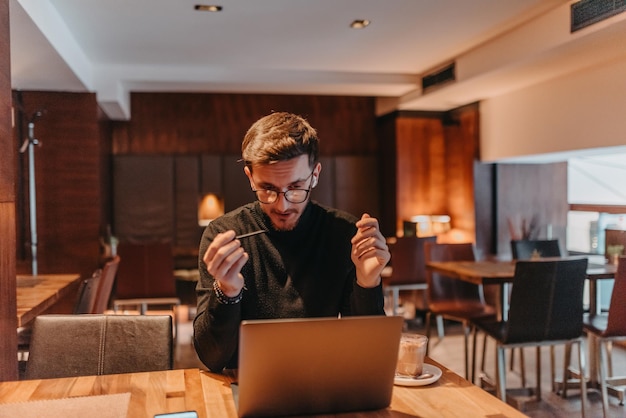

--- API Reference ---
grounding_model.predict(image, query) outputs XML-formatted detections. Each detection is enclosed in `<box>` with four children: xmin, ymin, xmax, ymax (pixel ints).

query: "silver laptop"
<box><xmin>235</xmin><ymin>315</ymin><xmax>404</xmax><ymax>417</ymax></box>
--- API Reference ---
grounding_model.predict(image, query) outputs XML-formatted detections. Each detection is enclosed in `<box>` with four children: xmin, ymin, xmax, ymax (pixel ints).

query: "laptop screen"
<box><xmin>236</xmin><ymin>315</ymin><xmax>403</xmax><ymax>417</ymax></box>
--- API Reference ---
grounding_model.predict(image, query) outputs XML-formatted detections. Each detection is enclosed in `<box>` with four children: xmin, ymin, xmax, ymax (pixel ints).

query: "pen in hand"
<box><xmin>235</xmin><ymin>229</ymin><xmax>268</xmax><ymax>239</ymax></box>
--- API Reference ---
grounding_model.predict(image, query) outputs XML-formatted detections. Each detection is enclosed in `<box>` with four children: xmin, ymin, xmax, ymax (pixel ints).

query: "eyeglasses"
<box><xmin>252</xmin><ymin>171</ymin><xmax>314</xmax><ymax>204</ymax></box>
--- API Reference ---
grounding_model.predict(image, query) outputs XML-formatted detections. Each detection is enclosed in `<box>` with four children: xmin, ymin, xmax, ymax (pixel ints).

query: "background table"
<box><xmin>426</xmin><ymin>259</ymin><xmax>616</xmax><ymax>319</ymax></box>
<box><xmin>16</xmin><ymin>274</ymin><xmax>81</xmax><ymax>327</ymax></box>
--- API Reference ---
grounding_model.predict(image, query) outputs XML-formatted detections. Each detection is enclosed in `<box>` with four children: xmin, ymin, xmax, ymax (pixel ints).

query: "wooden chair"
<box><xmin>475</xmin><ymin>258</ymin><xmax>588</xmax><ymax>413</ymax></box>
<box><xmin>424</xmin><ymin>242</ymin><xmax>496</xmax><ymax>382</ymax></box>
<box><xmin>384</xmin><ymin>236</ymin><xmax>436</xmax><ymax>317</ymax></box>
<box><xmin>25</xmin><ymin>314</ymin><xmax>173</xmax><ymax>380</ymax></box>
<box><xmin>73</xmin><ymin>269</ymin><xmax>103</xmax><ymax>314</ymax></box>
<box><xmin>582</xmin><ymin>256</ymin><xmax>626</xmax><ymax>416</ymax></box>
<box><xmin>92</xmin><ymin>255</ymin><xmax>120</xmax><ymax>313</ymax></box>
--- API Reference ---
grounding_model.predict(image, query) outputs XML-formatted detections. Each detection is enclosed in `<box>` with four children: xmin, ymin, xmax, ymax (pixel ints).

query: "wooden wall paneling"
<box><xmin>334</xmin><ymin>156</ymin><xmax>380</xmax><ymax>219</ymax></box>
<box><xmin>174</xmin><ymin>155</ymin><xmax>201</xmax><ymax>250</ymax></box>
<box><xmin>395</xmin><ymin>116</ymin><xmax>446</xmax><ymax>231</ymax></box>
<box><xmin>495</xmin><ymin>162</ymin><xmax>568</xmax><ymax>257</ymax></box>
<box><xmin>113</xmin><ymin>93</ymin><xmax>378</xmax><ymax>156</ymax></box>
<box><xmin>310</xmin><ymin>156</ymin><xmax>335</xmax><ymax>208</ymax></box>
<box><xmin>113</xmin><ymin>155</ymin><xmax>174</xmax><ymax>242</ymax></box>
<box><xmin>200</xmin><ymin>154</ymin><xmax>223</xmax><ymax>195</ymax></box>
<box><xmin>222</xmin><ymin>154</ymin><xmax>253</xmax><ymax>213</ymax></box>
<box><xmin>444</xmin><ymin>105</ymin><xmax>480</xmax><ymax>244</ymax></box>
<box><xmin>375</xmin><ymin>113</ymin><xmax>398</xmax><ymax>237</ymax></box>
<box><xmin>16</xmin><ymin>92</ymin><xmax>102</xmax><ymax>278</ymax></box>
<box><xmin>0</xmin><ymin>0</ymin><xmax>17</xmax><ymax>381</ymax></box>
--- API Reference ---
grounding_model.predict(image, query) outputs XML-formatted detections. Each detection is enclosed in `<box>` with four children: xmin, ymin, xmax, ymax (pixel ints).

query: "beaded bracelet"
<box><xmin>213</xmin><ymin>280</ymin><xmax>244</xmax><ymax>304</ymax></box>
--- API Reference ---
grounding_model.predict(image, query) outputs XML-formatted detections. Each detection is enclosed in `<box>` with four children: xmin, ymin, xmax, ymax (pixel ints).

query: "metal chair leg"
<box><xmin>425</xmin><ymin>312</ymin><xmax>432</xmax><ymax>355</ymax></box>
<box><xmin>496</xmin><ymin>345</ymin><xmax>506</xmax><ymax>401</ymax></box>
<box><xmin>436</xmin><ymin>315</ymin><xmax>445</xmax><ymax>339</ymax></box>
<box><xmin>520</xmin><ymin>348</ymin><xmax>526</xmax><ymax>388</ymax></box>
<box><xmin>462</xmin><ymin>322</ymin><xmax>470</xmax><ymax>380</ymax></box>
<box><xmin>578</xmin><ymin>340</ymin><xmax>588</xmax><ymax>418</ymax></box>
<box><xmin>599</xmin><ymin>339</ymin><xmax>609</xmax><ymax>417</ymax></box>
<box><xmin>535</xmin><ymin>346</ymin><xmax>542</xmax><ymax>401</ymax></box>
<box><xmin>606</xmin><ymin>340</ymin><xmax>613</xmax><ymax>378</ymax></box>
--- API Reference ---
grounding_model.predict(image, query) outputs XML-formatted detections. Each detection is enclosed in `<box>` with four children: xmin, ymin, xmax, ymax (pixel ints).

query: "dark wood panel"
<box><xmin>310</xmin><ymin>156</ymin><xmax>335</xmax><ymax>208</ymax></box>
<box><xmin>0</xmin><ymin>0</ymin><xmax>18</xmax><ymax>381</ymax></box>
<box><xmin>375</xmin><ymin>113</ymin><xmax>397</xmax><ymax>237</ymax></box>
<box><xmin>112</xmin><ymin>93</ymin><xmax>378</xmax><ymax>156</ymax></box>
<box><xmin>200</xmin><ymin>154</ymin><xmax>223</xmax><ymax>195</ymax></box>
<box><xmin>222</xmin><ymin>154</ymin><xmax>254</xmax><ymax>212</ymax></box>
<box><xmin>174</xmin><ymin>155</ymin><xmax>202</xmax><ymax>249</ymax></box>
<box><xmin>334</xmin><ymin>156</ymin><xmax>380</xmax><ymax>219</ymax></box>
<box><xmin>15</xmin><ymin>92</ymin><xmax>103</xmax><ymax>278</ymax></box>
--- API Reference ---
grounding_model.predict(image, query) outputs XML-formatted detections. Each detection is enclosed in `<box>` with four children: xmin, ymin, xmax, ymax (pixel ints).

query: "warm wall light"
<box><xmin>404</xmin><ymin>215</ymin><xmax>451</xmax><ymax>237</ymax></box>
<box><xmin>198</xmin><ymin>193</ymin><xmax>224</xmax><ymax>226</ymax></box>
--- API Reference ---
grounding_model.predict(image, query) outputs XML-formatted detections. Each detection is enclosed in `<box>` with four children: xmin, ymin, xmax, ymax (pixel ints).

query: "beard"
<box><xmin>266</xmin><ymin>205</ymin><xmax>305</xmax><ymax>232</ymax></box>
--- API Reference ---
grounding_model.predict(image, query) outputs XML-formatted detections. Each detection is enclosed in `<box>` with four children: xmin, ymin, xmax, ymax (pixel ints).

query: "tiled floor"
<box><xmin>174</xmin><ymin>306</ymin><xmax>626</xmax><ymax>418</ymax></box>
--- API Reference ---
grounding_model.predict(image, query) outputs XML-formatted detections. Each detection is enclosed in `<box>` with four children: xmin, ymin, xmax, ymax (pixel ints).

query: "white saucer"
<box><xmin>394</xmin><ymin>364</ymin><xmax>442</xmax><ymax>387</ymax></box>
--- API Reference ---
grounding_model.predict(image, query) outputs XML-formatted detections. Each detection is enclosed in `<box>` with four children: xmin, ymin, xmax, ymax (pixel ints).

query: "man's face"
<box><xmin>245</xmin><ymin>155</ymin><xmax>320</xmax><ymax>231</ymax></box>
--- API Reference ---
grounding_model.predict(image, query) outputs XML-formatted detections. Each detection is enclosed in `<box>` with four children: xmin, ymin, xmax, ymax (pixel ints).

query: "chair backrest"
<box><xmin>92</xmin><ymin>255</ymin><xmax>121</xmax><ymax>314</ymax></box>
<box><xmin>605</xmin><ymin>256</ymin><xmax>626</xmax><ymax>336</ymax></box>
<box><xmin>424</xmin><ymin>242</ymin><xmax>482</xmax><ymax>303</ymax></box>
<box><xmin>115</xmin><ymin>242</ymin><xmax>176</xmax><ymax>299</ymax></box>
<box><xmin>387</xmin><ymin>236</ymin><xmax>437</xmax><ymax>285</ymax></box>
<box><xmin>505</xmin><ymin>258</ymin><xmax>588</xmax><ymax>343</ymax></box>
<box><xmin>511</xmin><ymin>239</ymin><xmax>561</xmax><ymax>260</ymax></box>
<box><xmin>25</xmin><ymin>314</ymin><xmax>173</xmax><ymax>380</ymax></box>
<box><xmin>73</xmin><ymin>269</ymin><xmax>102</xmax><ymax>314</ymax></box>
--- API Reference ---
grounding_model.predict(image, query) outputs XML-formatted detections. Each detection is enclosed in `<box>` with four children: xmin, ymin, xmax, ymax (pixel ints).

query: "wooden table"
<box><xmin>16</xmin><ymin>274</ymin><xmax>82</xmax><ymax>327</ymax></box>
<box><xmin>426</xmin><ymin>258</ymin><xmax>616</xmax><ymax>320</ymax></box>
<box><xmin>0</xmin><ymin>361</ymin><xmax>528</xmax><ymax>418</ymax></box>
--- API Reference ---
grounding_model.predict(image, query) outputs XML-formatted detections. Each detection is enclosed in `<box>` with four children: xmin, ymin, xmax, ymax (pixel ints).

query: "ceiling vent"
<box><xmin>421</xmin><ymin>62</ymin><xmax>456</xmax><ymax>93</ymax></box>
<box><xmin>571</xmin><ymin>0</ymin><xmax>626</xmax><ymax>32</ymax></box>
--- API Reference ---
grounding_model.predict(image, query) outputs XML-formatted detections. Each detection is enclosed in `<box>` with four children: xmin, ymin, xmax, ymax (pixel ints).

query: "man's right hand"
<box><xmin>203</xmin><ymin>230</ymin><xmax>249</xmax><ymax>297</ymax></box>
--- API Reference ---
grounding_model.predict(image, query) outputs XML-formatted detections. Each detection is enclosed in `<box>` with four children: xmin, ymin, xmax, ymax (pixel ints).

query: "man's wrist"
<box><xmin>213</xmin><ymin>280</ymin><xmax>244</xmax><ymax>304</ymax></box>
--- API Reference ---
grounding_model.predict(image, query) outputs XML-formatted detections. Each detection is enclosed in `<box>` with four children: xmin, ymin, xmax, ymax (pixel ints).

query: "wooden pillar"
<box><xmin>0</xmin><ymin>0</ymin><xmax>18</xmax><ymax>381</ymax></box>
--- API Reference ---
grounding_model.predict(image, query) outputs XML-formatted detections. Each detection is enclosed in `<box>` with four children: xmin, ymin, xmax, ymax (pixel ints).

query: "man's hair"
<box><xmin>241</xmin><ymin>112</ymin><xmax>319</xmax><ymax>168</ymax></box>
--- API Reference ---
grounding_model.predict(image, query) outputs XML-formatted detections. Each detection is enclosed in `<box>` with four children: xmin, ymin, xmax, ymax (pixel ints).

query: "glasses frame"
<box><xmin>251</xmin><ymin>170</ymin><xmax>315</xmax><ymax>204</ymax></box>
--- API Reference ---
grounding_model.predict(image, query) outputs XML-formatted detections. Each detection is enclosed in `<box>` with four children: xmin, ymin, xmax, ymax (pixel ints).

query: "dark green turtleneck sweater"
<box><xmin>193</xmin><ymin>201</ymin><xmax>385</xmax><ymax>372</ymax></box>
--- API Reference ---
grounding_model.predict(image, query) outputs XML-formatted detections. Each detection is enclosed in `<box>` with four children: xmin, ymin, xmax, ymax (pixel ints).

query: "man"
<box><xmin>193</xmin><ymin>112</ymin><xmax>390</xmax><ymax>372</ymax></box>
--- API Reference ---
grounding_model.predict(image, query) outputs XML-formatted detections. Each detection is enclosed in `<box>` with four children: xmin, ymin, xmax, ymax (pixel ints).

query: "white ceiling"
<box><xmin>9</xmin><ymin>0</ymin><xmax>626</xmax><ymax>121</ymax></box>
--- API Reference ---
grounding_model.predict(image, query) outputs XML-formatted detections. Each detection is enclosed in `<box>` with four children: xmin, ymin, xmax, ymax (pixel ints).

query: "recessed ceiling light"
<box><xmin>194</xmin><ymin>5</ymin><xmax>223</xmax><ymax>12</ymax></box>
<box><xmin>350</xmin><ymin>19</ymin><xmax>370</xmax><ymax>29</ymax></box>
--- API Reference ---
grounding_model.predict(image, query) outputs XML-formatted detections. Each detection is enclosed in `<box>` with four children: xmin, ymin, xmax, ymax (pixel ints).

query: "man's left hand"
<box><xmin>351</xmin><ymin>213</ymin><xmax>390</xmax><ymax>288</ymax></box>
